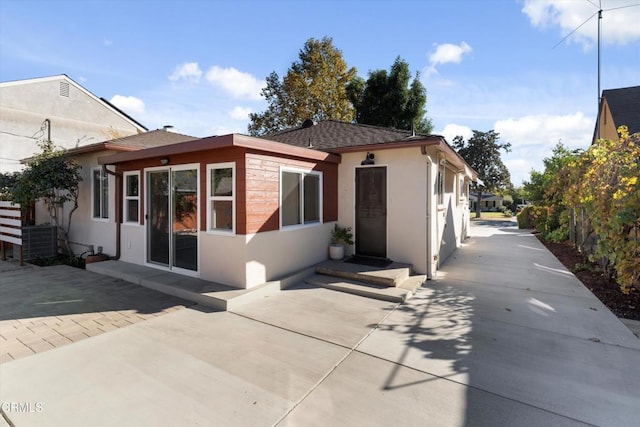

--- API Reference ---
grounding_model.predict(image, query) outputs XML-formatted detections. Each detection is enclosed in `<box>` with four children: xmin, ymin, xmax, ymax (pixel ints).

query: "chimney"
<box><xmin>163</xmin><ymin>125</ymin><xmax>175</xmax><ymax>132</ymax></box>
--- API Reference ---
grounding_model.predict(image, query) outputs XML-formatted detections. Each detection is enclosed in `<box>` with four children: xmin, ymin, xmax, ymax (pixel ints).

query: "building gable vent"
<box><xmin>59</xmin><ymin>81</ymin><xmax>70</xmax><ymax>97</ymax></box>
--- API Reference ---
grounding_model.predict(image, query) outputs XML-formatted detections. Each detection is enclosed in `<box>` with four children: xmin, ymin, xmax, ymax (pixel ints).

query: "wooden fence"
<box><xmin>0</xmin><ymin>201</ymin><xmax>23</xmax><ymax>265</ymax></box>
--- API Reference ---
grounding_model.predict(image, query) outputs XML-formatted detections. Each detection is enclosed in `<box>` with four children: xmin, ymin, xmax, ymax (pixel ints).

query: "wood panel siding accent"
<box><xmin>244</xmin><ymin>153</ymin><xmax>283</xmax><ymax>234</ymax></box>
<box><xmin>244</xmin><ymin>152</ymin><xmax>338</xmax><ymax>234</ymax></box>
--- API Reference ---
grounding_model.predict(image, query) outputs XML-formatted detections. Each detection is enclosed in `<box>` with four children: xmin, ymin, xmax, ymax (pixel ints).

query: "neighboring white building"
<box><xmin>469</xmin><ymin>192</ymin><xmax>504</xmax><ymax>212</ymax></box>
<box><xmin>0</xmin><ymin>75</ymin><xmax>147</xmax><ymax>173</ymax></box>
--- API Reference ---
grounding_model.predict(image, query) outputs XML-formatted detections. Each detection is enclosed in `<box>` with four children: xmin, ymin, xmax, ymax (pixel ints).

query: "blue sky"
<box><xmin>1</xmin><ymin>0</ymin><xmax>639</xmax><ymax>185</ymax></box>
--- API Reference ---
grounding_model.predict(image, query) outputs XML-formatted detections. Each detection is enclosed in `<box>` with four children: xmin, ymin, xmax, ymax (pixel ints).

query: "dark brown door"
<box><xmin>355</xmin><ymin>167</ymin><xmax>387</xmax><ymax>258</ymax></box>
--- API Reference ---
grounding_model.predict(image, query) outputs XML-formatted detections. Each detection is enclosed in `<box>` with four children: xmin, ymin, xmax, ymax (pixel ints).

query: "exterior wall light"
<box><xmin>361</xmin><ymin>152</ymin><xmax>375</xmax><ymax>165</ymax></box>
<box><xmin>160</xmin><ymin>157</ymin><xmax>170</xmax><ymax>165</ymax></box>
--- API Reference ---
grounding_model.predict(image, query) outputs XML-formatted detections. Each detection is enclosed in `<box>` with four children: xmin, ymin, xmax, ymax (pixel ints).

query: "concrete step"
<box><xmin>87</xmin><ymin>260</ymin><xmax>314</xmax><ymax>311</ymax></box>
<box><xmin>315</xmin><ymin>259</ymin><xmax>411</xmax><ymax>287</ymax></box>
<box><xmin>306</xmin><ymin>274</ymin><xmax>425</xmax><ymax>303</ymax></box>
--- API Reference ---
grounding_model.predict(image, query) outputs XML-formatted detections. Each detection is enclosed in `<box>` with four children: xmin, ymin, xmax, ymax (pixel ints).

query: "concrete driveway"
<box><xmin>1</xmin><ymin>221</ymin><xmax>639</xmax><ymax>426</ymax></box>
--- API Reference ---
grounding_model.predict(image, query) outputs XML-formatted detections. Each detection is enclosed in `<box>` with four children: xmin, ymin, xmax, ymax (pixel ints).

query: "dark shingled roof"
<box><xmin>265</xmin><ymin>120</ymin><xmax>441</xmax><ymax>151</ymax></box>
<box><xmin>64</xmin><ymin>129</ymin><xmax>198</xmax><ymax>157</ymax></box>
<box><xmin>602</xmin><ymin>86</ymin><xmax>640</xmax><ymax>134</ymax></box>
<box><xmin>104</xmin><ymin>129</ymin><xmax>198</xmax><ymax>148</ymax></box>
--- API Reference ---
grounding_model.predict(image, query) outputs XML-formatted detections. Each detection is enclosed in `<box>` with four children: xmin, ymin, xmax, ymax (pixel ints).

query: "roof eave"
<box><xmin>327</xmin><ymin>136</ymin><xmax>478</xmax><ymax>180</ymax></box>
<box><xmin>99</xmin><ymin>134</ymin><xmax>341</xmax><ymax>165</ymax></box>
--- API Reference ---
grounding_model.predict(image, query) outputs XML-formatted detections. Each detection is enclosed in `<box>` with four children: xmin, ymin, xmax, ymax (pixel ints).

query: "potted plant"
<box><xmin>329</xmin><ymin>224</ymin><xmax>354</xmax><ymax>260</ymax></box>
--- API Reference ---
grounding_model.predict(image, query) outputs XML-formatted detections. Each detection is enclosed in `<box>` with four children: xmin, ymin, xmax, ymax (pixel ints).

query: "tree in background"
<box><xmin>348</xmin><ymin>57</ymin><xmax>433</xmax><ymax>133</ymax></box>
<box><xmin>522</xmin><ymin>143</ymin><xmax>582</xmax><ymax>241</ymax></box>
<box><xmin>8</xmin><ymin>140</ymin><xmax>82</xmax><ymax>256</ymax></box>
<box><xmin>453</xmin><ymin>130</ymin><xmax>512</xmax><ymax>218</ymax></box>
<box><xmin>248</xmin><ymin>37</ymin><xmax>357</xmax><ymax>136</ymax></box>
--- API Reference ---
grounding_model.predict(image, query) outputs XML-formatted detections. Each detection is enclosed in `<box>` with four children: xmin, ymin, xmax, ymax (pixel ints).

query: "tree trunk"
<box><xmin>475</xmin><ymin>189</ymin><xmax>482</xmax><ymax>218</ymax></box>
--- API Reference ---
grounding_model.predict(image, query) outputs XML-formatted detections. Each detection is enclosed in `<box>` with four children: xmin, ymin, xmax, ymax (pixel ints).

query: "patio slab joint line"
<box><xmin>267</xmin><ymin>302</ymin><xmax>402</xmax><ymax>427</ymax></box>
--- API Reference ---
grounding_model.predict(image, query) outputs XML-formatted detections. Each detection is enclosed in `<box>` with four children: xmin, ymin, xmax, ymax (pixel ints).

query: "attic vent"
<box><xmin>59</xmin><ymin>81</ymin><xmax>70</xmax><ymax>97</ymax></box>
<box><xmin>301</xmin><ymin>119</ymin><xmax>314</xmax><ymax>128</ymax></box>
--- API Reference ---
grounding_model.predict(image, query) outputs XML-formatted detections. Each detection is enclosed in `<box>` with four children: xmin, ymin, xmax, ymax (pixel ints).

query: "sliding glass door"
<box><xmin>147</xmin><ymin>165</ymin><xmax>198</xmax><ymax>273</ymax></box>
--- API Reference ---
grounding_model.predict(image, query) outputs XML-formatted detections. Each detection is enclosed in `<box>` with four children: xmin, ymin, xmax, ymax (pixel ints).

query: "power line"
<box><xmin>0</xmin><ymin>130</ymin><xmax>41</xmax><ymax>140</ymax></box>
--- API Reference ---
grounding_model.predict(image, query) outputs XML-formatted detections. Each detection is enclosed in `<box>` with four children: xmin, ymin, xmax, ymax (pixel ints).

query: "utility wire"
<box><xmin>552</xmin><ymin>2</ymin><xmax>640</xmax><ymax>49</ymax></box>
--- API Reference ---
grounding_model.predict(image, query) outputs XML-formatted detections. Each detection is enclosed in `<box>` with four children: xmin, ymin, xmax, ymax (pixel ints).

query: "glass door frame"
<box><xmin>144</xmin><ymin>164</ymin><xmax>200</xmax><ymax>277</ymax></box>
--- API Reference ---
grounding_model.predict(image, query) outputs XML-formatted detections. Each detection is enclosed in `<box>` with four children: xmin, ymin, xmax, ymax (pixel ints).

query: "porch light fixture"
<box><xmin>361</xmin><ymin>152</ymin><xmax>375</xmax><ymax>165</ymax></box>
<box><xmin>160</xmin><ymin>157</ymin><xmax>170</xmax><ymax>165</ymax></box>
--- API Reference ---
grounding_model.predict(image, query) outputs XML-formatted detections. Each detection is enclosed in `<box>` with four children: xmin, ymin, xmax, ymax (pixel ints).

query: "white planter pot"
<box><xmin>329</xmin><ymin>244</ymin><xmax>344</xmax><ymax>260</ymax></box>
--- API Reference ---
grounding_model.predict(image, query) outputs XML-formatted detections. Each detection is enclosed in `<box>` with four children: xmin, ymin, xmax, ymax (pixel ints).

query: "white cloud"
<box><xmin>169</xmin><ymin>62</ymin><xmax>202</xmax><ymax>83</ymax></box>
<box><xmin>110</xmin><ymin>95</ymin><xmax>146</xmax><ymax>116</ymax></box>
<box><xmin>438</xmin><ymin>123</ymin><xmax>473</xmax><ymax>143</ymax></box>
<box><xmin>229</xmin><ymin>106</ymin><xmax>252</xmax><ymax>121</ymax></box>
<box><xmin>103</xmin><ymin>39</ymin><xmax>113</xmax><ymax>47</ymax></box>
<box><xmin>494</xmin><ymin>112</ymin><xmax>594</xmax><ymax>185</ymax></box>
<box><xmin>205</xmin><ymin>66</ymin><xmax>265</xmax><ymax>100</ymax></box>
<box><xmin>495</xmin><ymin>112</ymin><xmax>592</xmax><ymax>149</ymax></box>
<box><xmin>425</xmin><ymin>41</ymin><xmax>472</xmax><ymax>77</ymax></box>
<box><xmin>522</xmin><ymin>0</ymin><xmax>640</xmax><ymax>48</ymax></box>
<box><xmin>429</xmin><ymin>41</ymin><xmax>472</xmax><ymax>65</ymax></box>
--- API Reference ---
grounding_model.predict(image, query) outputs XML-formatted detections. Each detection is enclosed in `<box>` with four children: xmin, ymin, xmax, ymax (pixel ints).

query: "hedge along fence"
<box><xmin>568</xmin><ymin>206</ymin><xmax>598</xmax><ymax>257</ymax></box>
<box><xmin>0</xmin><ymin>200</ymin><xmax>23</xmax><ymax>265</ymax></box>
<box><xmin>517</xmin><ymin>205</ymin><xmax>551</xmax><ymax>232</ymax></box>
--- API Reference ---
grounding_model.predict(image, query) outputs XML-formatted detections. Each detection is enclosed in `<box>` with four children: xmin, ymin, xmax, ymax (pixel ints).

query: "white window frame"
<box><xmin>206</xmin><ymin>162</ymin><xmax>235</xmax><ymax>235</ymax></box>
<box><xmin>92</xmin><ymin>168</ymin><xmax>109</xmax><ymax>221</ymax></box>
<box><xmin>123</xmin><ymin>171</ymin><xmax>140</xmax><ymax>225</ymax></box>
<box><xmin>279</xmin><ymin>167</ymin><xmax>323</xmax><ymax>229</ymax></box>
<box><xmin>436</xmin><ymin>166</ymin><xmax>445</xmax><ymax>207</ymax></box>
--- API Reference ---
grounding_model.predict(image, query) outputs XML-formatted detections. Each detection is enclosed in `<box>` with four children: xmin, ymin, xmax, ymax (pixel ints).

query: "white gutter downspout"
<box><xmin>421</xmin><ymin>146</ymin><xmax>434</xmax><ymax>280</ymax></box>
<box><xmin>102</xmin><ymin>164</ymin><xmax>121</xmax><ymax>260</ymax></box>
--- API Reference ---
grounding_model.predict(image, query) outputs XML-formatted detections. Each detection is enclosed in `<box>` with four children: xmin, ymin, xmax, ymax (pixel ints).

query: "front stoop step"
<box><xmin>306</xmin><ymin>274</ymin><xmax>425</xmax><ymax>303</ymax></box>
<box><xmin>315</xmin><ymin>259</ymin><xmax>411</xmax><ymax>287</ymax></box>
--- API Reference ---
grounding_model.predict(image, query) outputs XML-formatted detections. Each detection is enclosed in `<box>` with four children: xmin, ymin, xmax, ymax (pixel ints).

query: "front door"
<box><xmin>147</xmin><ymin>166</ymin><xmax>198</xmax><ymax>273</ymax></box>
<box><xmin>355</xmin><ymin>166</ymin><xmax>387</xmax><ymax>258</ymax></box>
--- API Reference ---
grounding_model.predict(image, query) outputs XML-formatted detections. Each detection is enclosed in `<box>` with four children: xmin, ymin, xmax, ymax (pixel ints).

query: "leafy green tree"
<box><xmin>453</xmin><ymin>130</ymin><xmax>512</xmax><ymax>218</ymax></box>
<box><xmin>522</xmin><ymin>143</ymin><xmax>583</xmax><ymax>240</ymax></box>
<box><xmin>348</xmin><ymin>57</ymin><xmax>432</xmax><ymax>133</ymax></box>
<box><xmin>0</xmin><ymin>172</ymin><xmax>21</xmax><ymax>201</ymax></box>
<box><xmin>248</xmin><ymin>37</ymin><xmax>357</xmax><ymax>136</ymax></box>
<box><xmin>9</xmin><ymin>140</ymin><xmax>82</xmax><ymax>255</ymax></box>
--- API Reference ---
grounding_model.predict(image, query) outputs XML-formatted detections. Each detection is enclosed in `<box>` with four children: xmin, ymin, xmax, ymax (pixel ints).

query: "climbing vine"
<box><xmin>573</xmin><ymin>126</ymin><xmax>640</xmax><ymax>293</ymax></box>
<box><xmin>522</xmin><ymin>126</ymin><xmax>639</xmax><ymax>293</ymax></box>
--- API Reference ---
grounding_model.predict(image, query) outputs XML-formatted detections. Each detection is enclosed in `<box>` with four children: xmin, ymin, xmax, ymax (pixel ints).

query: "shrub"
<box><xmin>517</xmin><ymin>205</ymin><xmax>547</xmax><ymax>229</ymax></box>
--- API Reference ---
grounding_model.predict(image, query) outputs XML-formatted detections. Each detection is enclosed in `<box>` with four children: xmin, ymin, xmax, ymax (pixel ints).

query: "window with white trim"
<box><xmin>124</xmin><ymin>172</ymin><xmax>139</xmax><ymax>223</ymax></box>
<box><xmin>281</xmin><ymin>168</ymin><xmax>322</xmax><ymax>227</ymax></box>
<box><xmin>207</xmin><ymin>163</ymin><xmax>235</xmax><ymax>233</ymax></box>
<box><xmin>92</xmin><ymin>168</ymin><xmax>109</xmax><ymax>219</ymax></box>
<box><xmin>436</xmin><ymin>167</ymin><xmax>444</xmax><ymax>206</ymax></box>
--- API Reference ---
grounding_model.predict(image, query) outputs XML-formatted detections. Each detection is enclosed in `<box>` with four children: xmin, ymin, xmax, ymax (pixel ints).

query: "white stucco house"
<box><xmin>469</xmin><ymin>192</ymin><xmax>505</xmax><ymax>212</ymax></box>
<box><xmin>50</xmin><ymin>120</ymin><xmax>476</xmax><ymax>289</ymax></box>
<box><xmin>0</xmin><ymin>75</ymin><xmax>147</xmax><ymax>173</ymax></box>
<box><xmin>49</xmin><ymin>129</ymin><xmax>198</xmax><ymax>257</ymax></box>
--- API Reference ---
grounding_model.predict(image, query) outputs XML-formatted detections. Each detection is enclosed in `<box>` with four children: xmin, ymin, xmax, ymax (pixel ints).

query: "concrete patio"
<box><xmin>1</xmin><ymin>220</ymin><xmax>639</xmax><ymax>426</ymax></box>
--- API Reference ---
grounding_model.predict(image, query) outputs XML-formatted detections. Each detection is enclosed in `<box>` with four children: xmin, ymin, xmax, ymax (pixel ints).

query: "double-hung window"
<box><xmin>281</xmin><ymin>168</ymin><xmax>322</xmax><ymax>228</ymax></box>
<box><xmin>124</xmin><ymin>172</ymin><xmax>139</xmax><ymax>223</ymax></box>
<box><xmin>93</xmin><ymin>168</ymin><xmax>109</xmax><ymax>219</ymax></box>
<box><xmin>207</xmin><ymin>163</ymin><xmax>235</xmax><ymax>233</ymax></box>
